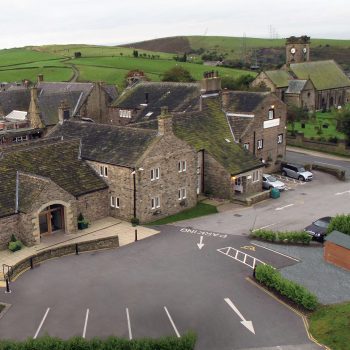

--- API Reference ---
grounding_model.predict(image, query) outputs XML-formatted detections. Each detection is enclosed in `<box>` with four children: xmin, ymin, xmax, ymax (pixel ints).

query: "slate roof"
<box><xmin>265</xmin><ymin>70</ymin><xmax>292</xmax><ymax>88</ymax></box>
<box><xmin>0</xmin><ymin>89</ymin><xmax>31</xmax><ymax>115</ymax></box>
<box><xmin>173</xmin><ymin>97</ymin><xmax>263</xmax><ymax>175</ymax></box>
<box><xmin>50</xmin><ymin>121</ymin><xmax>158</xmax><ymax>167</ymax></box>
<box><xmin>0</xmin><ymin>139</ymin><xmax>108</xmax><ymax>218</ymax></box>
<box><xmin>112</xmin><ymin>81</ymin><xmax>201</xmax><ymax>122</ymax></box>
<box><xmin>325</xmin><ymin>231</ymin><xmax>350</xmax><ymax>249</ymax></box>
<box><xmin>286</xmin><ymin>80</ymin><xmax>308</xmax><ymax>94</ymax></box>
<box><xmin>227</xmin><ymin>115</ymin><xmax>254</xmax><ymax>141</ymax></box>
<box><xmin>224</xmin><ymin>91</ymin><xmax>270</xmax><ymax>113</ymax></box>
<box><xmin>290</xmin><ymin>60</ymin><xmax>350</xmax><ymax>90</ymax></box>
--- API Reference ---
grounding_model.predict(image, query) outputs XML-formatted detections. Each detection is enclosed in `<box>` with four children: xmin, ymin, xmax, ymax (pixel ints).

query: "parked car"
<box><xmin>281</xmin><ymin>163</ymin><xmax>313</xmax><ymax>181</ymax></box>
<box><xmin>262</xmin><ymin>174</ymin><xmax>286</xmax><ymax>191</ymax></box>
<box><xmin>304</xmin><ymin>216</ymin><xmax>333</xmax><ymax>241</ymax></box>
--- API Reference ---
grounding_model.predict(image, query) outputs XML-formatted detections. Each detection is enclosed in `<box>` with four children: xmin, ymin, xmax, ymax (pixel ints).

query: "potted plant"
<box><xmin>77</xmin><ymin>213</ymin><xmax>89</xmax><ymax>230</ymax></box>
<box><xmin>8</xmin><ymin>234</ymin><xmax>23</xmax><ymax>252</ymax></box>
<box><xmin>131</xmin><ymin>217</ymin><xmax>139</xmax><ymax>227</ymax></box>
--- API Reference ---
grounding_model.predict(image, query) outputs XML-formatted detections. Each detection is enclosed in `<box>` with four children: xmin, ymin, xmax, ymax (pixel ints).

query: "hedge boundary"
<box><xmin>0</xmin><ymin>332</ymin><xmax>196</xmax><ymax>350</ymax></box>
<box><xmin>255</xmin><ymin>264</ymin><xmax>318</xmax><ymax>311</ymax></box>
<box><xmin>251</xmin><ymin>229</ymin><xmax>311</xmax><ymax>245</ymax></box>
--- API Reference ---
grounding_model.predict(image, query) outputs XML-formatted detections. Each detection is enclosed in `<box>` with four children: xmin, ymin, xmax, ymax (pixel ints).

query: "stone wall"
<box><xmin>316</xmin><ymin>88</ymin><xmax>347</xmax><ymax>110</ymax></box>
<box><xmin>77</xmin><ymin>189</ymin><xmax>109</xmax><ymax>223</ymax></box>
<box><xmin>0</xmin><ymin>215</ymin><xmax>19</xmax><ymax>250</ymax></box>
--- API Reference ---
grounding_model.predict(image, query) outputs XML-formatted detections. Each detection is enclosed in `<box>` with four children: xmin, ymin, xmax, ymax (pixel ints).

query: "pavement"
<box><xmin>0</xmin><ymin>217</ymin><xmax>159</xmax><ymax>284</ymax></box>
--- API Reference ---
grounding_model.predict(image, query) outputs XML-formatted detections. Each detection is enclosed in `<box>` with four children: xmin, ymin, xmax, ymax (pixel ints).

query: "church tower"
<box><xmin>286</xmin><ymin>36</ymin><xmax>311</xmax><ymax>66</ymax></box>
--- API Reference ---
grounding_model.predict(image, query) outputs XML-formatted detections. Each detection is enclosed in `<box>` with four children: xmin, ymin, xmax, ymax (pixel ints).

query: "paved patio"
<box><xmin>0</xmin><ymin>217</ymin><xmax>159</xmax><ymax>285</ymax></box>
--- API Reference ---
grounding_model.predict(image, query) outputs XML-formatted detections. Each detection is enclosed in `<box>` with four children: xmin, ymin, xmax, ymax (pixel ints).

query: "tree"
<box><xmin>133</xmin><ymin>50</ymin><xmax>139</xmax><ymax>58</ymax></box>
<box><xmin>287</xmin><ymin>105</ymin><xmax>309</xmax><ymax>135</ymax></box>
<box><xmin>162</xmin><ymin>66</ymin><xmax>195</xmax><ymax>82</ymax></box>
<box><xmin>336</xmin><ymin>105</ymin><xmax>350</xmax><ymax>143</ymax></box>
<box><xmin>221</xmin><ymin>75</ymin><xmax>255</xmax><ymax>91</ymax></box>
<box><xmin>327</xmin><ymin>215</ymin><xmax>350</xmax><ymax>235</ymax></box>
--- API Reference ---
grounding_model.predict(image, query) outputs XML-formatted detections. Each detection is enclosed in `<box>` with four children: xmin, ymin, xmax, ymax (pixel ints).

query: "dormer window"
<box><xmin>119</xmin><ymin>110</ymin><xmax>131</xmax><ymax>118</ymax></box>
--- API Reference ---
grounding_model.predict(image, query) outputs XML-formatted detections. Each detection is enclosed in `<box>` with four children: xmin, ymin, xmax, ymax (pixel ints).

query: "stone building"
<box><xmin>222</xmin><ymin>91</ymin><xmax>287</xmax><ymax>172</ymax></box>
<box><xmin>49</xmin><ymin>110</ymin><xmax>198</xmax><ymax>223</ymax></box>
<box><xmin>0</xmin><ymin>138</ymin><xmax>108</xmax><ymax>248</ymax></box>
<box><xmin>251</xmin><ymin>36</ymin><xmax>350</xmax><ymax>111</ymax></box>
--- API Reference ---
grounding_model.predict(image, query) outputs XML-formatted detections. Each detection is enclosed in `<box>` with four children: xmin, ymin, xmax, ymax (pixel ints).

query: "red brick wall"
<box><xmin>324</xmin><ymin>242</ymin><xmax>350</xmax><ymax>271</ymax></box>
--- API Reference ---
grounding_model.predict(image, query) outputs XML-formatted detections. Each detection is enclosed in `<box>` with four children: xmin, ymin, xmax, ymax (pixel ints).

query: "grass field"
<box><xmin>309</xmin><ymin>302</ymin><xmax>350</xmax><ymax>350</ymax></box>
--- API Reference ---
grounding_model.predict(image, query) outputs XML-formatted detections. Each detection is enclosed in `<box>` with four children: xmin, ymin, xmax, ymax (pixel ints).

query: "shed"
<box><xmin>324</xmin><ymin>231</ymin><xmax>350</xmax><ymax>271</ymax></box>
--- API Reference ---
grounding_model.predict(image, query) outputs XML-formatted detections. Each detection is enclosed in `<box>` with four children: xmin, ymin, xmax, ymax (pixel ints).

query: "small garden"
<box><xmin>251</xmin><ymin>229</ymin><xmax>311</xmax><ymax>244</ymax></box>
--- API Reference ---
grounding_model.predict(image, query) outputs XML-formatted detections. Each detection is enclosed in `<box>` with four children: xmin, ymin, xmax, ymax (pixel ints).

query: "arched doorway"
<box><xmin>39</xmin><ymin>204</ymin><xmax>65</xmax><ymax>236</ymax></box>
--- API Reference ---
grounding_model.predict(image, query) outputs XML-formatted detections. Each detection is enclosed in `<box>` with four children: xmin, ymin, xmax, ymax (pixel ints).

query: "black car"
<box><xmin>304</xmin><ymin>216</ymin><xmax>333</xmax><ymax>241</ymax></box>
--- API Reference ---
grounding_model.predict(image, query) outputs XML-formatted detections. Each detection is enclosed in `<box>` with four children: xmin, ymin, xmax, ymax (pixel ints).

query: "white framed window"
<box><xmin>178</xmin><ymin>188</ymin><xmax>187</xmax><ymax>200</ymax></box>
<box><xmin>110</xmin><ymin>196</ymin><xmax>115</xmax><ymax>208</ymax></box>
<box><xmin>268</xmin><ymin>108</ymin><xmax>275</xmax><ymax>120</ymax></box>
<box><xmin>257</xmin><ymin>139</ymin><xmax>263</xmax><ymax>150</ymax></box>
<box><xmin>119</xmin><ymin>109</ymin><xmax>132</xmax><ymax>118</ymax></box>
<box><xmin>252</xmin><ymin>170</ymin><xmax>260</xmax><ymax>183</ymax></box>
<box><xmin>277</xmin><ymin>134</ymin><xmax>283</xmax><ymax>144</ymax></box>
<box><xmin>178</xmin><ymin>160</ymin><xmax>187</xmax><ymax>172</ymax></box>
<box><xmin>110</xmin><ymin>196</ymin><xmax>120</xmax><ymax>208</ymax></box>
<box><xmin>151</xmin><ymin>196</ymin><xmax>160</xmax><ymax>209</ymax></box>
<box><xmin>150</xmin><ymin>167</ymin><xmax>160</xmax><ymax>181</ymax></box>
<box><xmin>13</xmin><ymin>135</ymin><xmax>28</xmax><ymax>143</ymax></box>
<box><xmin>243</xmin><ymin>143</ymin><xmax>249</xmax><ymax>150</ymax></box>
<box><xmin>99</xmin><ymin>165</ymin><xmax>108</xmax><ymax>177</ymax></box>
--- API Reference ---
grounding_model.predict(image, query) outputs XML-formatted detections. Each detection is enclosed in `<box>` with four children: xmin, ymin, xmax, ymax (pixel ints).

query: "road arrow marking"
<box><xmin>197</xmin><ymin>236</ymin><xmax>204</xmax><ymax>250</ymax></box>
<box><xmin>224</xmin><ymin>298</ymin><xmax>255</xmax><ymax>334</ymax></box>
<box><xmin>335</xmin><ymin>190</ymin><xmax>350</xmax><ymax>196</ymax></box>
<box><xmin>275</xmin><ymin>204</ymin><xmax>294</xmax><ymax>211</ymax></box>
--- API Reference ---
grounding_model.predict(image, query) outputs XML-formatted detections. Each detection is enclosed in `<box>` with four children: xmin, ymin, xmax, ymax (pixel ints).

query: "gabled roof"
<box><xmin>227</xmin><ymin>115</ymin><xmax>254</xmax><ymax>141</ymax></box>
<box><xmin>50</xmin><ymin>121</ymin><xmax>158</xmax><ymax>168</ymax></box>
<box><xmin>265</xmin><ymin>70</ymin><xmax>293</xmax><ymax>88</ymax></box>
<box><xmin>0</xmin><ymin>89</ymin><xmax>30</xmax><ymax>115</ymax></box>
<box><xmin>325</xmin><ymin>231</ymin><xmax>350</xmax><ymax>249</ymax></box>
<box><xmin>0</xmin><ymin>139</ymin><xmax>108</xmax><ymax>218</ymax></box>
<box><xmin>112</xmin><ymin>81</ymin><xmax>200</xmax><ymax>122</ymax></box>
<box><xmin>173</xmin><ymin>97</ymin><xmax>263</xmax><ymax>175</ymax></box>
<box><xmin>285</xmin><ymin>80</ymin><xmax>308</xmax><ymax>94</ymax></box>
<box><xmin>224</xmin><ymin>91</ymin><xmax>270</xmax><ymax>113</ymax></box>
<box><xmin>290</xmin><ymin>60</ymin><xmax>350</xmax><ymax>90</ymax></box>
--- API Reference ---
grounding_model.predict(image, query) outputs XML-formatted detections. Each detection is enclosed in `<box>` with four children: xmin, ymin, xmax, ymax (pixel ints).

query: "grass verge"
<box><xmin>309</xmin><ymin>302</ymin><xmax>350</xmax><ymax>350</ymax></box>
<box><xmin>148</xmin><ymin>202</ymin><xmax>218</xmax><ymax>225</ymax></box>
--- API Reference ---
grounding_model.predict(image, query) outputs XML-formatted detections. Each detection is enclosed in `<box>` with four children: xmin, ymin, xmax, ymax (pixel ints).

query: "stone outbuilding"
<box><xmin>324</xmin><ymin>231</ymin><xmax>350</xmax><ymax>271</ymax></box>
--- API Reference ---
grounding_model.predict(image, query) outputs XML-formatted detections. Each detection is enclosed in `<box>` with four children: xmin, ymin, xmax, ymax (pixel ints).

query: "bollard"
<box><xmin>75</xmin><ymin>243</ymin><xmax>79</xmax><ymax>255</ymax></box>
<box><xmin>30</xmin><ymin>257</ymin><xmax>34</xmax><ymax>269</ymax></box>
<box><xmin>5</xmin><ymin>278</ymin><xmax>11</xmax><ymax>294</ymax></box>
<box><xmin>135</xmin><ymin>229</ymin><xmax>138</xmax><ymax>242</ymax></box>
<box><xmin>253</xmin><ymin>266</ymin><xmax>256</xmax><ymax>278</ymax></box>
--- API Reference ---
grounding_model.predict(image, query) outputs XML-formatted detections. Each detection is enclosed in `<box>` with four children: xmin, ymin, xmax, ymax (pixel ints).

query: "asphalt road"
<box><xmin>0</xmin><ymin>228</ymin><xmax>319</xmax><ymax>350</ymax></box>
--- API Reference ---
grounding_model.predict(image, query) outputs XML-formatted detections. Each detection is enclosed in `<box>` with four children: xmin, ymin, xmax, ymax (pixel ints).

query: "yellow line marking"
<box><xmin>240</xmin><ymin>245</ymin><xmax>256</xmax><ymax>251</ymax></box>
<box><xmin>245</xmin><ymin>277</ymin><xmax>330</xmax><ymax>350</ymax></box>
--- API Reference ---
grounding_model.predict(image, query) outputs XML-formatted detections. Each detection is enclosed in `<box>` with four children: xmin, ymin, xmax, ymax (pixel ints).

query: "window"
<box><xmin>151</xmin><ymin>167</ymin><xmax>160</xmax><ymax>181</ymax></box>
<box><xmin>110</xmin><ymin>196</ymin><xmax>120</xmax><ymax>208</ymax></box>
<box><xmin>252</xmin><ymin>170</ymin><xmax>260</xmax><ymax>182</ymax></box>
<box><xmin>178</xmin><ymin>188</ymin><xmax>187</xmax><ymax>200</ymax></box>
<box><xmin>257</xmin><ymin>139</ymin><xmax>263</xmax><ymax>150</ymax></box>
<box><xmin>119</xmin><ymin>110</ymin><xmax>131</xmax><ymax>118</ymax></box>
<box><xmin>151</xmin><ymin>196</ymin><xmax>160</xmax><ymax>209</ymax></box>
<box><xmin>277</xmin><ymin>134</ymin><xmax>283</xmax><ymax>144</ymax></box>
<box><xmin>99</xmin><ymin>165</ymin><xmax>108</xmax><ymax>177</ymax></box>
<box><xmin>13</xmin><ymin>135</ymin><xmax>28</xmax><ymax>143</ymax></box>
<box><xmin>268</xmin><ymin>109</ymin><xmax>275</xmax><ymax>120</ymax></box>
<box><xmin>243</xmin><ymin>143</ymin><xmax>249</xmax><ymax>150</ymax></box>
<box><xmin>178</xmin><ymin>160</ymin><xmax>187</xmax><ymax>172</ymax></box>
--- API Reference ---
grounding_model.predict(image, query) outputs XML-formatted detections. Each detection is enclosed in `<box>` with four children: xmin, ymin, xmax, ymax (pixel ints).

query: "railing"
<box><xmin>2</xmin><ymin>264</ymin><xmax>13</xmax><ymax>282</ymax></box>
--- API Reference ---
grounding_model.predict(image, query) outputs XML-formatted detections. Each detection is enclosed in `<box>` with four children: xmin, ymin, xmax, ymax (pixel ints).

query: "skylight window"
<box><xmin>145</xmin><ymin>112</ymin><xmax>153</xmax><ymax>117</ymax></box>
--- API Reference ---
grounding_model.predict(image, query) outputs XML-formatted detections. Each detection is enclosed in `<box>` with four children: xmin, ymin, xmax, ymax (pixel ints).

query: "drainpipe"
<box><xmin>132</xmin><ymin>168</ymin><xmax>136</xmax><ymax>218</ymax></box>
<box><xmin>15</xmin><ymin>171</ymin><xmax>19</xmax><ymax>213</ymax></box>
<box><xmin>253</xmin><ymin>131</ymin><xmax>256</xmax><ymax>156</ymax></box>
<box><xmin>201</xmin><ymin>150</ymin><xmax>205</xmax><ymax>194</ymax></box>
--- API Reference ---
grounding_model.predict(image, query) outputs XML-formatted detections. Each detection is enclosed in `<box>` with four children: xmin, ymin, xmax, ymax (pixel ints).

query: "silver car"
<box><xmin>262</xmin><ymin>174</ymin><xmax>286</xmax><ymax>191</ymax></box>
<box><xmin>281</xmin><ymin>163</ymin><xmax>313</xmax><ymax>181</ymax></box>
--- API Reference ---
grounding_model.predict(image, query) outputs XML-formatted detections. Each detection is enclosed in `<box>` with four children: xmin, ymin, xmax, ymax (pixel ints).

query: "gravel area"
<box><xmin>252</xmin><ymin>241</ymin><xmax>350</xmax><ymax>304</ymax></box>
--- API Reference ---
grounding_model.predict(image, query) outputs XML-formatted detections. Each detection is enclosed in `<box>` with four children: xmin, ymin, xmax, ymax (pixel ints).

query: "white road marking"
<box><xmin>82</xmin><ymin>309</ymin><xmax>89</xmax><ymax>339</ymax></box>
<box><xmin>250</xmin><ymin>242</ymin><xmax>300</xmax><ymax>262</ymax></box>
<box><xmin>197</xmin><ymin>236</ymin><xmax>205</xmax><ymax>250</ymax></box>
<box><xmin>164</xmin><ymin>306</ymin><xmax>181</xmax><ymax>338</ymax></box>
<box><xmin>275</xmin><ymin>204</ymin><xmax>294</xmax><ymax>211</ymax></box>
<box><xmin>217</xmin><ymin>247</ymin><xmax>266</xmax><ymax>269</ymax></box>
<box><xmin>126</xmin><ymin>308</ymin><xmax>132</xmax><ymax>340</ymax></box>
<box><xmin>180</xmin><ymin>227</ymin><xmax>227</xmax><ymax>239</ymax></box>
<box><xmin>335</xmin><ymin>190</ymin><xmax>350</xmax><ymax>196</ymax></box>
<box><xmin>252</xmin><ymin>223</ymin><xmax>276</xmax><ymax>232</ymax></box>
<box><xmin>34</xmin><ymin>308</ymin><xmax>50</xmax><ymax>339</ymax></box>
<box><xmin>224</xmin><ymin>298</ymin><xmax>255</xmax><ymax>334</ymax></box>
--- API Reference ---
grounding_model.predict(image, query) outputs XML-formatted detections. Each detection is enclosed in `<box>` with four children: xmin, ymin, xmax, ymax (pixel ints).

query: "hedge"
<box><xmin>0</xmin><ymin>332</ymin><xmax>197</xmax><ymax>350</ymax></box>
<box><xmin>327</xmin><ymin>214</ymin><xmax>350</xmax><ymax>235</ymax></box>
<box><xmin>251</xmin><ymin>229</ymin><xmax>311</xmax><ymax>244</ymax></box>
<box><xmin>255</xmin><ymin>264</ymin><xmax>318</xmax><ymax>311</ymax></box>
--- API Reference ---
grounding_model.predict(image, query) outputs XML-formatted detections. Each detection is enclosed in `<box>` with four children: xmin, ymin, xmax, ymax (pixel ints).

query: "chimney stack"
<box><xmin>58</xmin><ymin>100</ymin><xmax>70</xmax><ymax>124</ymax></box>
<box><xmin>158</xmin><ymin>106</ymin><xmax>173</xmax><ymax>136</ymax></box>
<box><xmin>28</xmin><ymin>87</ymin><xmax>44</xmax><ymax>129</ymax></box>
<box><xmin>222</xmin><ymin>89</ymin><xmax>230</xmax><ymax>110</ymax></box>
<box><xmin>200</xmin><ymin>70</ymin><xmax>221</xmax><ymax>94</ymax></box>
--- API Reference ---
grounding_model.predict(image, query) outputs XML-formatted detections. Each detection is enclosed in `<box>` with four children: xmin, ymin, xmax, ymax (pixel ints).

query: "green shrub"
<box><xmin>327</xmin><ymin>214</ymin><xmax>350</xmax><ymax>235</ymax></box>
<box><xmin>0</xmin><ymin>332</ymin><xmax>197</xmax><ymax>350</ymax></box>
<box><xmin>255</xmin><ymin>264</ymin><xmax>318</xmax><ymax>311</ymax></box>
<box><xmin>251</xmin><ymin>230</ymin><xmax>311</xmax><ymax>245</ymax></box>
<box><xmin>8</xmin><ymin>240</ymin><xmax>22</xmax><ymax>252</ymax></box>
<box><xmin>131</xmin><ymin>217</ymin><xmax>140</xmax><ymax>226</ymax></box>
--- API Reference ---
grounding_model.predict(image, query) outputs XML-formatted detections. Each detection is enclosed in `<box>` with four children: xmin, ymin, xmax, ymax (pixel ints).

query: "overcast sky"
<box><xmin>1</xmin><ymin>0</ymin><xmax>349</xmax><ymax>49</ymax></box>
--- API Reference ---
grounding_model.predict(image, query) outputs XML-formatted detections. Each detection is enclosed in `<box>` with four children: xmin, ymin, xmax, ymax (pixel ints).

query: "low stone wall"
<box><xmin>4</xmin><ymin>236</ymin><xmax>119</xmax><ymax>281</ymax></box>
<box><xmin>234</xmin><ymin>191</ymin><xmax>270</xmax><ymax>206</ymax></box>
<box><xmin>305</xmin><ymin>163</ymin><xmax>347</xmax><ymax>181</ymax></box>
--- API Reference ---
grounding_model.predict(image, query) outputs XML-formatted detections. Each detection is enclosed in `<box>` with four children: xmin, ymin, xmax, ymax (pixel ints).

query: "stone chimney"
<box><xmin>37</xmin><ymin>74</ymin><xmax>44</xmax><ymax>82</ymax></box>
<box><xmin>58</xmin><ymin>100</ymin><xmax>70</xmax><ymax>124</ymax></box>
<box><xmin>28</xmin><ymin>87</ymin><xmax>44</xmax><ymax>129</ymax></box>
<box><xmin>222</xmin><ymin>89</ymin><xmax>230</xmax><ymax>110</ymax></box>
<box><xmin>158</xmin><ymin>106</ymin><xmax>173</xmax><ymax>136</ymax></box>
<box><xmin>200</xmin><ymin>70</ymin><xmax>222</xmax><ymax>94</ymax></box>
<box><xmin>0</xmin><ymin>103</ymin><xmax>4</xmax><ymax>118</ymax></box>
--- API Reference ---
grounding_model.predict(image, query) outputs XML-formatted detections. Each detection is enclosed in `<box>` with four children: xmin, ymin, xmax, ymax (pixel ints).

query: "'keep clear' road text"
<box><xmin>180</xmin><ymin>227</ymin><xmax>227</xmax><ymax>239</ymax></box>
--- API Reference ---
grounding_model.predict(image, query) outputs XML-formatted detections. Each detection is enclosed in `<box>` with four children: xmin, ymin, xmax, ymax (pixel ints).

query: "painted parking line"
<box><xmin>251</xmin><ymin>223</ymin><xmax>276</xmax><ymax>232</ymax></box>
<box><xmin>275</xmin><ymin>204</ymin><xmax>294</xmax><ymax>211</ymax></box>
<box><xmin>335</xmin><ymin>190</ymin><xmax>350</xmax><ymax>196</ymax></box>
<box><xmin>250</xmin><ymin>242</ymin><xmax>300</xmax><ymax>262</ymax></box>
<box><xmin>164</xmin><ymin>306</ymin><xmax>181</xmax><ymax>338</ymax></box>
<box><xmin>33</xmin><ymin>307</ymin><xmax>50</xmax><ymax>339</ymax></box>
<box><xmin>126</xmin><ymin>307</ymin><xmax>132</xmax><ymax>340</ymax></box>
<box><xmin>82</xmin><ymin>309</ymin><xmax>89</xmax><ymax>339</ymax></box>
<box><xmin>217</xmin><ymin>247</ymin><xmax>266</xmax><ymax>269</ymax></box>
